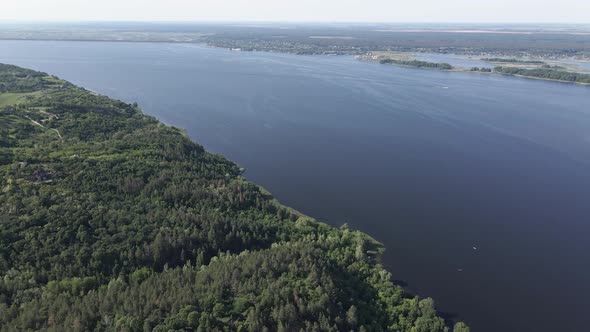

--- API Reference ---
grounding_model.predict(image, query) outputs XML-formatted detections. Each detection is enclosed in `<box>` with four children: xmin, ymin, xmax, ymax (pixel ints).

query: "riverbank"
<box><xmin>359</xmin><ymin>52</ymin><xmax>590</xmax><ymax>86</ymax></box>
<box><xmin>4</xmin><ymin>40</ymin><xmax>590</xmax><ymax>331</ymax></box>
<box><xmin>1</xmin><ymin>63</ymin><xmax>467</xmax><ymax>331</ymax></box>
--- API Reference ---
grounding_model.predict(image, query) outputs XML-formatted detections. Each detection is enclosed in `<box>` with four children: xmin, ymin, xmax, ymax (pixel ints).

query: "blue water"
<box><xmin>2</xmin><ymin>41</ymin><xmax>590</xmax><ymax>332</ymax></box>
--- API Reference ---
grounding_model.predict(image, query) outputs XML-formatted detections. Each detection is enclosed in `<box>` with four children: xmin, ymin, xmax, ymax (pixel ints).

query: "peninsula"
<box><xmin>0</xmin><ymin>64</ymin><xmax>468</xmax><ymax>331</ymax></box>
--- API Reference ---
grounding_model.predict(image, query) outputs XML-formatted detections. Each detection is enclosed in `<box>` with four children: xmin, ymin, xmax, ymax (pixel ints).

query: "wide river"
<box><xmin>2</xmin><ymin>41</ymin><xmax>590</xmax><ymax>332</ymax></box>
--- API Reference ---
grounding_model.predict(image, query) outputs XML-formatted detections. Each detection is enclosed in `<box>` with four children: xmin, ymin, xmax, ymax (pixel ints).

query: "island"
<box><xmin>360</xmin><ymin>51</ymin><xmax>590</xmax><ymax>85</ymax></box>
<box><xmin>0</xmin><ymin>64</ymin><xmax>469</xmax><ymax>331</ymax></box>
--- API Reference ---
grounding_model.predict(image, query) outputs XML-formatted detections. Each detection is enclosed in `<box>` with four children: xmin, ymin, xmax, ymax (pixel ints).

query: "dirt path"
<box><xmin>24</xmin><ymin>115</ymin><xmax>63</xmax><ymax>141</ymax></box>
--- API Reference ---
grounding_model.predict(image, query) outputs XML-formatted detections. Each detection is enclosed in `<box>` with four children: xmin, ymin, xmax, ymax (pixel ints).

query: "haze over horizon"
<box><xmin>2</xmin><ymin>0</ymin><xmax>590</xmax><ymax>24</ymax></box>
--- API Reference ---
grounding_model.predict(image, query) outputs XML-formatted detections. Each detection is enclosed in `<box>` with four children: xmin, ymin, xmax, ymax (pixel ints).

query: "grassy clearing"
<box><xmin>0</xmin><ymin>91</ymin><xmax>42</xmax><ymax>108</ymax></box>
<box><xmin>0</xmin><ymin>93</ymin><xmax>26</xmax><ymax>107</ymax></box>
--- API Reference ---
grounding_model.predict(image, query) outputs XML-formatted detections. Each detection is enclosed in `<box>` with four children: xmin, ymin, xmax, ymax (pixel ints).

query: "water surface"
<box><xmin>2</xmin><ymin>41</ymin><xmax>590</xmax><ymax>332</ymax></box>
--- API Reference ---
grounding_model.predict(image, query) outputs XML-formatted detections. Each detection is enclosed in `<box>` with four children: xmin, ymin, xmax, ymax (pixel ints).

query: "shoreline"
<box><xmin>2</xmin><ymin>38</ymin><xmax>589</xmax><ymax>87</ymax></box>
<box><xmin>358</xmin><ymin>56</ymin><xmax>590</xmax><ymax>86</ymax></box>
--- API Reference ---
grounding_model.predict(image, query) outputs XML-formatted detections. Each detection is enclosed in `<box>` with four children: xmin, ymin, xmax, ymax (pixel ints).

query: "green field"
<box><xmin>0</xmin><ymin>92</ymin><xmax>33</xmax><ymax>107</ymax></box>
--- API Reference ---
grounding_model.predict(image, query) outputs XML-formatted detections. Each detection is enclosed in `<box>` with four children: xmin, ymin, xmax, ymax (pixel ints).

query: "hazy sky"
<box><xmin>2</xmin><ymin>0</ymin><xmax>589</xmax><ymax>23</ymax></box>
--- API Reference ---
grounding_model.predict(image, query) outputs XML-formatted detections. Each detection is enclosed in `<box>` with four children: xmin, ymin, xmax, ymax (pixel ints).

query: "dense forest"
<box><xmin>493</xmin><ymin>66</ymin><xmax>590</xmax><ymax>84</ymax></box>
<box><xmin>0</xmin><ymin>65</ymin><xmax>468</xmax><ymax>331</ymax></box>
<box><xmin>0</xmin><ymin>64</ymin><xmax>54</xmax><ymax>93</ymax></box>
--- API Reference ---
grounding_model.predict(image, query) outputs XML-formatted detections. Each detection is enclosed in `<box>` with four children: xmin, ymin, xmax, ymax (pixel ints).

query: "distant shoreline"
<box><xmin>2</xmin><ymin>37</ymin><xmax>589</xmax><ymax>86</ymax></box>
<box><xmin>0</xmin><ymin>37</ymin><xmax>198</xmax><ymax>44</ymax></box>
<box><xmin>358</xmin><ymin>53</ymin><xmax>590</xmax><ymax>86</ymax></box>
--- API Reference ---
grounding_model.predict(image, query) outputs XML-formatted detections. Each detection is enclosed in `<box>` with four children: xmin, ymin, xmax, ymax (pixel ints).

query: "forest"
<box><xmin>379</xmin><ymin>59</ymin><xmax>453</xmax><ymax>70</ymax></box>
<box><xmin>0</xmin><ymin>64</ymin><xmax>469</xmax><ymax>331</ymax></box>
<box><xmin>493</xmin><ymin>66</ymin><xmax>590</xmax><ymax>84</ymax></box>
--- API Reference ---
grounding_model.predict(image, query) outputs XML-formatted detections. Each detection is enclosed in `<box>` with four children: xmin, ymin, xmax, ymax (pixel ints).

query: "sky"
<box><xmin>2</xmin><ymin>0</ymin><xmax>590</xmax><ymax>23</ymax></box>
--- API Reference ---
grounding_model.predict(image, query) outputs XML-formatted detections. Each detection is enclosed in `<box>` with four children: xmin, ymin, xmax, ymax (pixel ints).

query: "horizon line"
<box><xmin>2</xmin><ymin>20</ymin><xmax>590</xmax><ymax>25</ymax></box>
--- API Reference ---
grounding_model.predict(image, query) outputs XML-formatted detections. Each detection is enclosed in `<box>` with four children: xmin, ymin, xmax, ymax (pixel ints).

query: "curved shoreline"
<box><xmin>358</xmin><ymin>55</ymin><xmax>590</xmax><ymax>86</ymax></box>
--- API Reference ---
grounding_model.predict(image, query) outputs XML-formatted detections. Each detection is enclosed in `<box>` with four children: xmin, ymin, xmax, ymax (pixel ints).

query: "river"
<box><xmin>2</xmin><ymin>40</ymin><xmax>590</xmax><ymax>332</ymax></box>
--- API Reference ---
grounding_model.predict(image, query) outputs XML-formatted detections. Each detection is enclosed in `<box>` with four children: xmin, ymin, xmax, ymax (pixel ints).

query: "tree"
<box><xmin>454</xmin><ymin>322</ymin><xmax>470</xmax><ymax>332</ymax></box>
<box><xmin>346</xmin><ymin>305</ymin><xmax>358</xmax><ymax>328</ymax></box>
